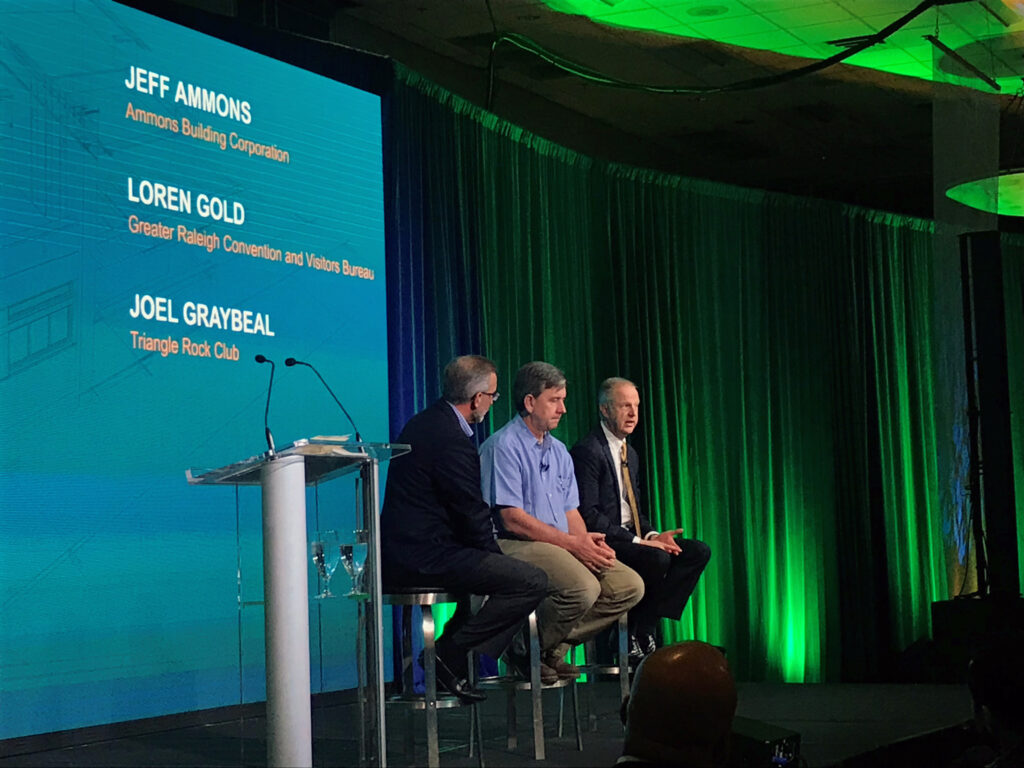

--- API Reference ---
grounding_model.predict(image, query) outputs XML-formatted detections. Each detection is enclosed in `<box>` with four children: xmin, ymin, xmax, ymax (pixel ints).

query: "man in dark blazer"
<box><xmin>570</xmin><ymin>377</ymin><xmax>710</xmax><ymax>661</ymax></box>
<box><xmin>381</xmin><ymin>355</ymin><xmax>548</xmax><ymax>702</ymax></box>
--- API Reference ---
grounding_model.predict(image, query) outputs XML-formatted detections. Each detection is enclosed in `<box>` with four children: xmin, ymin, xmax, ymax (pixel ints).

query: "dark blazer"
<box><xmin>381</xmin><ymin>399</ymin><xmax>501</xmax><ymax>578</ymax></box>
<box><xmin>570</xmin><ymin>426</ymin><xmax>654</xmax><ymax>546</ymax></box>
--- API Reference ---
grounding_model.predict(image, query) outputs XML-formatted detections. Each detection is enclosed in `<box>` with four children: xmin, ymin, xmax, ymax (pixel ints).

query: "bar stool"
<box><xmin>384</xmin><ymin>588</ymin><xmax>484</xmax><ymax>768</ymax></box>
<box><xmin>477</xmin><ymin>610</ymin><xmax>582</xmax><ymax>760</ymax></box>
<box><xmin>583</xmin><ymin>613</ymin><xmax>631</xmax><ymax>731</ymax></box>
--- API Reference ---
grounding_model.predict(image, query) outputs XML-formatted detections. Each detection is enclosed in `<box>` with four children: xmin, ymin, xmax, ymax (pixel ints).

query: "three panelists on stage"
<box><xmin>381</xmin><ymin>356</ymin><xmax>710</xmax><ymax>701</ymax></box>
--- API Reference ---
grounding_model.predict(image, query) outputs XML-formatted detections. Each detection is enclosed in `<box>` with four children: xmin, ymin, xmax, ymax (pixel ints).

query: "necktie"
<box><xmin>620</xmin><ymin>441</ymin><xmax>642</xmax><ymax>534</ymax></box>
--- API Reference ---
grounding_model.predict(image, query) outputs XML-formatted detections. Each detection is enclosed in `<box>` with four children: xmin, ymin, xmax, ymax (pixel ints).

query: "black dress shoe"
<box><xmin>419</xmin><ymin>650</ymin><xmax>487</xmax><ymax>704</ymax></box>
<box><xmin>638</xmin><ymin>632</ymin><xmax>657</xmax><ymax>657</ymax></box>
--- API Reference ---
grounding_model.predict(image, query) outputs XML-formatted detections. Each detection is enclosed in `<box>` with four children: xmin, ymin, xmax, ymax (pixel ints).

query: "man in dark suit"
<box><xmin>570</xmin><ymin>377</ymin><xmax>710</xmax><ymax>661</ymax></box>
<box><xmin>381</xmin><ymin>355</ymin><xmax>548</xmax><ymax>702</ymax></box>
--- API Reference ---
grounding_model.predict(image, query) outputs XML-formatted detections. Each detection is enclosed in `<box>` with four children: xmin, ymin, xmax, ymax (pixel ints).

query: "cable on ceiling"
<box><xmin>487</xmin><ymin>0</ymin><xmax>976</xmax><ymax>95</ymax></box>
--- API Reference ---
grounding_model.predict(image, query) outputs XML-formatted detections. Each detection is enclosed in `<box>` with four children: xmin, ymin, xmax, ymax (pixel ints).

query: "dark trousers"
<box><xmin>610</xmin><ymin>536</ymin><xmax>711</xmax><ymax>636</ymax></box>
<box><xmin>386</xmin><ymin>551</ymin><xmax>548</xmax><ymax>660</ymax></box>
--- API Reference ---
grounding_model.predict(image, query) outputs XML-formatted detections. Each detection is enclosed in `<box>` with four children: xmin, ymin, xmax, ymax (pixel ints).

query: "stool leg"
<box><xmin>617</xmin><ymin>614</ymin><xmax>630</xmax><ymax>706</ymax></box>
<box><xmin>571</xmin><ymin>680</ymin><xmax>583</xmax><ymax>751</ymax></box>
<box><xmin>401</xmin><ymin>607</ymin><xmax>415</xmax><ymax>761</ymax></box>
<box><xmin>467</xmin><ymin>650</ymin><xmax>482</xmax><ymax>762</ymax></box>
<box><xmin>400</xmin><ymin>606</ymin><xmax>414</xmax><ymax>694</ymax></box>
<box><xmin>556</xmin><ymin>687</ymin><xmax>564</xmax><ymax>738</ymax></box>
<box><xmin>464</xmin><ymin>600</ymin><xmax>485</xmax><ymax>767</ymax></box>
<box><xmin>584</xmin><ymin>639</ymin><xmax>598</xmax><ymax>732</ymax></box>
<box><xmin>476</xmin><ymin>704</ymin><xmax>486</xmax><ymax>768</ymax></box>
<box><xmin>358</xmin><ymin>602</ymin><xmax>368</xmax><ymax>764</ymax></box>
<box><xmin>422</xmin><ymin>605</ymin><xmax>439</xmax><ymax>768</ymax></box>
<box><xmin>528</xmin><ymin>611</ymin><xmax>544</xmax><ymax>760</ymax></box>
<box><xmin>467</xmin><ymin>652</ymin><xmax>475</xmax><ymax>759</ymax></box>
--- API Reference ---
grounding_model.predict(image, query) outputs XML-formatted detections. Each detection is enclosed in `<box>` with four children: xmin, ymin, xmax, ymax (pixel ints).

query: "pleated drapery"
<box><xmin>385</xmin><ymin>64</ymin><xmax>1023</xmax><ymax>681</ymax></box>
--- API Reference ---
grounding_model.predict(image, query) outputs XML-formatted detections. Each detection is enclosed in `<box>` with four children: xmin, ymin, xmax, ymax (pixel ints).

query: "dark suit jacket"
<box><xmin>570</xmin><ymin>426</ymin><xmax>654</xmax><ymax>546</ymax></box>
<box><xmin>381</xmin><ymin>399</ymin><xmax>501</xmax><ymax>579</ymax></box>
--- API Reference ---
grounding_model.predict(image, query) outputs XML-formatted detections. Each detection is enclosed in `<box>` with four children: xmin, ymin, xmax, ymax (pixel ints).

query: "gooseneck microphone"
<box><xmin>285</xmin><ymin>357</ymin><xmax>362</xmax><ymax>442</ymax></box>
<box><xmin>254</xmin><ymin>354</ymin><xmax>277</xmax><ymax>456</ymax></box>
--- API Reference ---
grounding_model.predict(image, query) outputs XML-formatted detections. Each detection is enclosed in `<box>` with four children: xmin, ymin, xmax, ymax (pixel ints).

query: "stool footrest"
<box><xmin>386</xmin><ymin>694</ymin><xmax>465</xmax><ymax>710</ymax></box>
<box><xmin>478</xmin><ymin>674</ymin><xmax>571</xmax><ymax>691</ymax></box>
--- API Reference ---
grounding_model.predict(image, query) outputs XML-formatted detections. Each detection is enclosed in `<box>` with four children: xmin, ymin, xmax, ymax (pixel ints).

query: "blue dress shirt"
<box><xmin>446</xmin><ymin>401</ymin><xmax>474</xmax><ymax>437</ymax></box>
<box><xmin>479</xmin><ymin>416</ymin><xmax>580</xmax><ymax>534</ymax></box>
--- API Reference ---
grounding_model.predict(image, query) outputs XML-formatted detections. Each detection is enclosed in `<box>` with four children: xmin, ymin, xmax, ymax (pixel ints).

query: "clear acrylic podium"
<box><xmin>187</xmin><ymin>438</ymin><xmax>409</xmax><ymax>768</ymax></box>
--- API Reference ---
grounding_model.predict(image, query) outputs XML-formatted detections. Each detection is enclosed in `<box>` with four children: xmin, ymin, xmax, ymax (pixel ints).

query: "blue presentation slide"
<box><xmin>0</xmin><ymin>1</ymin><xmax>387</xmax><ymax>737</ymax></box>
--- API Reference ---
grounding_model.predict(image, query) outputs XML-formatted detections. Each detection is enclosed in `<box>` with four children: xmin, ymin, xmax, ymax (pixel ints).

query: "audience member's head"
<box><xmin>621</xmin><ymin>641</ymin><xmax>737</xmax><ymax>767</ymax></box>
<box><xmin>967</xmin><ymin>630</ymin><xmax>1024</xmax><ymax>760</ymax></box>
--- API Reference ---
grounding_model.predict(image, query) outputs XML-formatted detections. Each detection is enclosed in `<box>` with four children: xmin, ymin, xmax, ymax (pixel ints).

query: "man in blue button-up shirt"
<box><xmin>480</xmin><ymin>361</ymin><xmax>644</xmax><ymax>680</ymax></box>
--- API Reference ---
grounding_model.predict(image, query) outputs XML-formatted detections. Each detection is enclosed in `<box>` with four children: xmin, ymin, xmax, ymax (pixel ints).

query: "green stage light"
<box><xmin>541</xmin><ymin>0</ymin><xmax>1022</xmax><ymax>92</ymax></box>
<box><xmin>947</xmin><ymin>171</ymin><xmax>1024</xmax><ymax>216</ymax></box>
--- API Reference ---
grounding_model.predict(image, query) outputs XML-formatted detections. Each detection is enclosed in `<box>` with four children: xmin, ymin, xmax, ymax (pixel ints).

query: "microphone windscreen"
<box><xmin>255</xmin><ymin>354</ymin><xmax>267</xmax><ymax>363</ymax></box>
<box><xmin>285</xmin><ymin>358</ymin><xmax>297</xmax><ymax>366</ymax></box>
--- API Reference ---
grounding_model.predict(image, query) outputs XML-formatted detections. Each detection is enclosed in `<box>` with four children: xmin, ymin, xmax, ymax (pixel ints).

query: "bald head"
<box><xmin>623</xmin><ymin>641</ymin><xmax>737</xmax><ymax>767</ymax></box>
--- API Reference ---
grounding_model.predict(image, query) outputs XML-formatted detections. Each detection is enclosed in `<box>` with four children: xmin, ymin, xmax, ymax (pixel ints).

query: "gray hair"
<box><xmin>442</xmin><ymin>355</ymin><xmax>497</xmax><ymax>404</ymax></box>
<box><xmin>598</xmin><ymin>377</ymin><xmax>638</xmax><ymax>408</ymax></box>
<box><xmin>513</xmin><ymin>361</ymin><xmax>567</xmax><ymax>416</ymax></box>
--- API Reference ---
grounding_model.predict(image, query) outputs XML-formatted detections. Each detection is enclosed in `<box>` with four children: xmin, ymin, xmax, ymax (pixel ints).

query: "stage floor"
<box><xmin>0</xmin><ymin>681</ymin><xmax>974</xmax><ymax>767</ymax></box>
<box><xmin>733</xmin><ymin>682</ymin><xmax>973</xmax><ymax>767</ymax></box>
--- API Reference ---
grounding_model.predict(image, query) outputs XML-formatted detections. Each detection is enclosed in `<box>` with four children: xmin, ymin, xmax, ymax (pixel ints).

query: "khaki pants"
<box><xmin>498</xmin><ymin>539</ymin><xmax>644</xmax><ymax>656</ymax></box>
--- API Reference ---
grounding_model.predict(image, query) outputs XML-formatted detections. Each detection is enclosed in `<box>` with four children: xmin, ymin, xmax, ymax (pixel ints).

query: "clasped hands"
<box><xmin>568</xmin><ymin>531</ymin><xmax>617</xmax><ymax>572</ymax></box>
<box><xmin>638</xmin><ymin>528</ymin><xmax>684</xmax><ymax>555</ymax></box>
<box><xmin>568</xmin><ymin>528</ymin><xmax>685</xmax><ymax>572</ymax></box>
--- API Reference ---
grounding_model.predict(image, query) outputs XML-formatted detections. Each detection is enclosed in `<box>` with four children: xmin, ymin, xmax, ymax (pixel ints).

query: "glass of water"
<box><xmin>340</xmin><ymin>529</ymin><xmax>369</xmax><ymax>598</ymax></box>
<box><xmin>310</xmin><ymin>530</ymin><xmax>341</xmax><ymax>599</ymax></box>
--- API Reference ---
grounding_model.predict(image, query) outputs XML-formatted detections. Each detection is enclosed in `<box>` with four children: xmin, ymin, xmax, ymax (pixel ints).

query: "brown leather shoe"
<box><xmin>543</xmin><ymin>653</ymin><xmax>582</xmax><ymax>680</ymax></box>
<box><xmin>538</xmin><ymin>662</ymin><xmax>561</xmax><ymax>685</ymax></box>
<box><xmin>505</xmin><ymin>649</ymin><xmax>559</xmax><ymax>685</ymax></box>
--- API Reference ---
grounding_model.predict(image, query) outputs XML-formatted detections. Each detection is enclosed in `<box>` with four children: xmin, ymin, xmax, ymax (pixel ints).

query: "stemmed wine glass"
<box><xmin>340</xmin><ymin>529</ymin><xmax>369</xmax><ymax>599</ymax></box>
<box><xmin>310</xmin><ymin>530</ymin><xmax>341</xmax><ymax>599</ymax></box>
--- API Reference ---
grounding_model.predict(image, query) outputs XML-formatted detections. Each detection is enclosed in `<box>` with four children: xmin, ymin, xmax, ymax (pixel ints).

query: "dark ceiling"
<box><xmin>141</xmin><ymin>0</ymin><xmax>1024</xmax><ymax>224</ymax></box>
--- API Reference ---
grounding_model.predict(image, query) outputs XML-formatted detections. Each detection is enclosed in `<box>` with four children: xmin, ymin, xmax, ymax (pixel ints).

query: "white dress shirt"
<box><xmin>600</xmin><ymin>421</ymin><xmax>656</xmax><ymax>544</ymax></box>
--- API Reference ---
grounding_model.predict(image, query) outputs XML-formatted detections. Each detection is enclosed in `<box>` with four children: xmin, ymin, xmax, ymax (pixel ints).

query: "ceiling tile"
<box><xmin>574</xmin><ymin>0</ymin><xmax>648</xmax><ymax>17</ymax></box>
<box><xmin>592</xmin><ymin>7</ymin><xmax>680</xmax><ymax>29</ymax></box>
<box><xmin>784</xmin><ymin>17</ymin><xmax>875</xmax><ymax>45</ymax></box>
<box><xmin>683</xmin><ymin>12</ymin><xmax>783</xmax><ymax>38</ymax></box>
<box><xmin>762</xmin><ymin>4</ymin><xmax>858</xmax><ymax>28</ymax></box>
<box><xmin>737</xmin><ymin>0</ymin><xmax>836</xmax><ymax>11</ymax></box>
<box><xmin>727</xmin><ymin>27</ymin><xmax>804</xmax><ymax>49</ymax></box>
<box><xmin>937</xmin><ymin>1</ymin><xmax>1010</xmax><ymax>31</ymax></box>
<box><xmin>656</xmin><ymin>3</ymin><xmax>755</xmax><ymax>28</ymax></box>
<box><xmin>586</xmin><ymin>0</ymin><xmax>665</xmax><ymax>19</ymax></box>
<box><xmin>657</xmin><ymin>0</ymin><xmax>755</xmax><ymax>18</ymax></box>
<box><xmin>832</xmin><ymin>0</ymin><xmax>924</xmax><ymax>16</ymax></box>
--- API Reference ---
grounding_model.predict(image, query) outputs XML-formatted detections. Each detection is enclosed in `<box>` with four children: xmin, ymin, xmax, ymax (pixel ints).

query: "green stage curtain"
<box><xmin>1000</xmin><ymin>237</ymin><xmax>1024</xmax><ymax>596</ymax></box>
<box><xmin>389</xmin><ymin>66</ymin><xmax>953</xmax><ymax>681</ymax></box>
